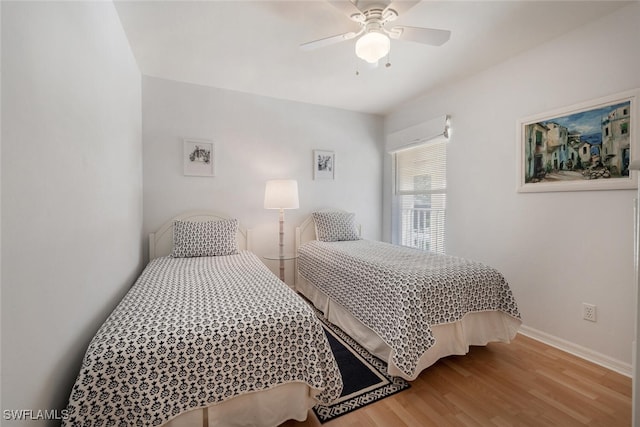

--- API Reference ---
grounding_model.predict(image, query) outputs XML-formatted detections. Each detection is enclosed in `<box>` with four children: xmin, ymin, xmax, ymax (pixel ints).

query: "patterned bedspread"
<box><xmin>298</xmin><ymin>240</ymin><xmax>521</xmax><ymax>378</ymax></box>
<box><xmin>64</xmin><ymin>251</ymin><xmax>342</xmax><ymax>426</ymax></box>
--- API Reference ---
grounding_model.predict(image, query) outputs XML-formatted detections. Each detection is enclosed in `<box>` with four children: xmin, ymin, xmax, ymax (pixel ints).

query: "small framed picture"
<box><xmin>184</xmin><ymin>139</ymin><xmax>215</xmax><ymax>177</ymax></box>
<box><xmin>313</xmin><ymin>149</ymin><xmax>335</xmax><ymax>180</ymax></box>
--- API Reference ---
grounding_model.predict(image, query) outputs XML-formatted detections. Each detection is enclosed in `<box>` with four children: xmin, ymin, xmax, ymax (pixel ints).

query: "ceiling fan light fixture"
<box><xmin>355</xmin><ymin>31</ymin><xmax>390</xmax><ymax>64</ymax></box>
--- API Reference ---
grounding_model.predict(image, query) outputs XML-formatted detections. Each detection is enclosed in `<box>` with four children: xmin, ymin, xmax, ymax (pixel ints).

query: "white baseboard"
<box><xmin>518</xmin><ymin>325</ymin><xmax>632</xmax><ymax>378</ymax></box>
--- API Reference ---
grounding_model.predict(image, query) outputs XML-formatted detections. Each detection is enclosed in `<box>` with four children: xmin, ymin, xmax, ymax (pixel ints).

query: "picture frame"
<box><xmin>183</xmin><ymin>139</ymin><xmax>215</xmax><ymax>177</ymax></box>
<box><xmin>516</xmin><ymin>89</ymin><xmax>638</xmax><ymax>193</ymax></box>
<box><xmin>313</xmin><ymin>149</ymin><xmax>335</xmax><ymax>180</ymax></box>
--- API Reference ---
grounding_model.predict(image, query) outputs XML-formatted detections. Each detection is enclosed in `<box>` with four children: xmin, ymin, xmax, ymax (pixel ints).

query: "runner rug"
<box><xmin>312</xmin><ymin>313</ymin><xmax>411</xmax><ymax>423</ymax></box>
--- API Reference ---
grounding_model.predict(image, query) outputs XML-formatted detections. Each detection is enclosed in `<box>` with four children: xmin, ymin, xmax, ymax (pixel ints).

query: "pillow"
<box><xmin>171</xmin><ymin>218</ymin><xmax>239</xmax><ymax>257</ymax></box>
<box><xmin>312</xmin><ymin>211</ymin><xmax>360</xmax><ymax>242</ymax></box>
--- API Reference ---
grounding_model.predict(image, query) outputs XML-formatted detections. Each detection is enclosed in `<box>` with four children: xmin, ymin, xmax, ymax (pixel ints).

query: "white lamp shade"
<box><xmin>355</xmin><ymin>31</ymin><xmax>390</xmax><ymax>64</ymax></box>
<box><xmin>264</xmin><ymin>180</ymin><xmax>299</xmax><ymax>209</ymax></box>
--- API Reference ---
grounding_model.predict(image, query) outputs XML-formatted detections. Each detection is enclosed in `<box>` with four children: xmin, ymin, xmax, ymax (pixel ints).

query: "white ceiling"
<box><xmin>114</xmin><ymin>0</ymin><xmax>631</xmax><ymax>115</ymax></box>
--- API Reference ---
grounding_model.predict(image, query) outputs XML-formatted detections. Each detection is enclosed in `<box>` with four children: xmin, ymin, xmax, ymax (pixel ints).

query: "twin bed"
<box><xmin>295</xmin><ymin>210</ymin><xmax>521</xmax><ymax>380</ymax></box>
<box><xmin>65</xmin><ymin>209</ymin><xmax>521</xmax><ymax>426</ymax></box>
<box><xmin>64</xmin><ymin>212</ymin><xmax>342</xmax><ymax>427</ymax></box>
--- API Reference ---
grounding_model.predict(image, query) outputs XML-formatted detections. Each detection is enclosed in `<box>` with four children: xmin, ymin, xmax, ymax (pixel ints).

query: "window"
<box><xmin>394</xmin><ymin>139</ymin><xmax>446</xmax><ymax>253</ymax></box>
<box><xmin>535</xmin><ymin>130</ymin><xmax>543</xmax><ymax>146</ymax></box>
<box><xmin>621</xmin><ymin>122</ymin><xmax>629</xmax><ymax>135</ymax></box>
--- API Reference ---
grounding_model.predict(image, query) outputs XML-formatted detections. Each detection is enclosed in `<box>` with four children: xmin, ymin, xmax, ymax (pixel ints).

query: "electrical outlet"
<box><xmin>583</xmin><ymin>303</ymin><xmax>597</xmax><ymax>322</ymax></box>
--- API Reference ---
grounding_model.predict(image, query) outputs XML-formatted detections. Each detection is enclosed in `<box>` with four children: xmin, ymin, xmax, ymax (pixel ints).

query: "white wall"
<box><xmin>385</xmin><ymin>3</ymin><xmax>640</xmax><ymax>372</ymax></box>
<box><xmin>142</xmin><ymin>76</ymin><xmax>383</xmax><ymax>283</ymax></box>
<box><xmin>0</xmin><ymin>1</ymin><xmax>4</xmax><ymax>416</ymax></box>
<box><xmin>1</xmin><ymin>2</ymin><xmax>142</xmax><ymax>425</ymax></box>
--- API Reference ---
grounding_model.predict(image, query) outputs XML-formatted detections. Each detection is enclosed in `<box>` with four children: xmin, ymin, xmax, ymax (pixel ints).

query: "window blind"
<box><xmin>394</xmin><ymin>139</ymin><xmax>447</xmax><ymax>253</ymax></box>
<box><xmin>395</xmin><ymin>139</ymin><xmax>447</xmax><ymax>195</ymax></box>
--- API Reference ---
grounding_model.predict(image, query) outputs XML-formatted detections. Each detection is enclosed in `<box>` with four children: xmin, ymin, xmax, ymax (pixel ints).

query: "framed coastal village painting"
<box><xmin>516</xmin><ymin>89</ymin><xmax>638</xmax><ymax>192</ymax></box>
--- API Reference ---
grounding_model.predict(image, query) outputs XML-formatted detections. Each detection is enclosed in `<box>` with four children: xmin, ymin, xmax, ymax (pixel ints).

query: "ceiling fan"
<box><xmin>300</xmin><ymin>0</ymin><xmax>451</xmax><ymax>65</ymax></box>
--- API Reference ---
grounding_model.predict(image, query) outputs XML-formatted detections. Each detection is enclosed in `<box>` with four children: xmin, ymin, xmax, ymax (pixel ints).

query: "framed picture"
<box><xmin>184</xmin><ymin>139</ymin><xmax>215</xmax><ymax>177</ymax></box>
<box><xmin>516</xmin><ymin>89</ymin><xmax>638</xmax><ymax>192</ymax></box>
<box><xmin>313</xmin><ymin>150</ymin><xmax>335</xmax><ymax>180</ymax></box>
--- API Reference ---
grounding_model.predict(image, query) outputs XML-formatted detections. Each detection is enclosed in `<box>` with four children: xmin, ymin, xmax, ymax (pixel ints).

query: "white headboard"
<box><xmin>294</xmin><ymin>208</ymin><xmax>362</xmax><ymax>252</ymax></box>
<box><xmin>149</xmin><ymin>210</ymin><xmax>251</xmax><ymax>260</ymax></box>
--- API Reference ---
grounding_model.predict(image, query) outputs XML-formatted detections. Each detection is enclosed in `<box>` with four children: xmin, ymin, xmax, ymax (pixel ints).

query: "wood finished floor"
<box><xmin>281</xmin><ymin>334</ymin><xmax>631</xmax><ymax>427</ymax></box>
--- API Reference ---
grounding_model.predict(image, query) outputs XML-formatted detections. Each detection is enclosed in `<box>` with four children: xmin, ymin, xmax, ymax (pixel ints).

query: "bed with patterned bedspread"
<box><xmin>64</xmin><ymin>223</ymin><xmax>342</xmax><ymax>427</ymax></box>
<box><xmin>296</xmin><ymin>211</ymin><xmax>522</xmax><ymax>381</ymax></box>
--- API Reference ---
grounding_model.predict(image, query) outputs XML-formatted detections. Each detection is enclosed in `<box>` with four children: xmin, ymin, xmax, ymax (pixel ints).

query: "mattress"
<box><xmin>64</xmin><ymin>251</ymin><xmax>342</xmax><ymax>426</ymax></box>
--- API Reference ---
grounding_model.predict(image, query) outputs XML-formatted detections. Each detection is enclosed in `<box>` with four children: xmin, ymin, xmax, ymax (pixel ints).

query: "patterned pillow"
<box><xmin>312</xmin><ymin>211</ymin><xmax>360</xmax><ymax>242</ymax></box>
<box><xmin>171</xmin><ymin>219</ymin><xmax>239</xmax><ymax>257</ymax></box>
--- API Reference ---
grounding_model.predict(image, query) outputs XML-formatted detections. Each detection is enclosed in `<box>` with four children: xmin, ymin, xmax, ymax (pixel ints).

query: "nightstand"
<box><xmin>263</xmin><ymin>253</ymin><xmax>298</xmax><ymax>282</ymax></box>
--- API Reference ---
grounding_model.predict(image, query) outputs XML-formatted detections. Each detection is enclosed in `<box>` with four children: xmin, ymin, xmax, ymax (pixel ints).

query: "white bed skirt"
<box><xmin>296</xmin><ymin>274</ymin><xmax>522</xmax><ymax>381</ymax></box>
<box><xmin>162</xmin><ymin>382</ymin><xmax>316</xmax><ymax>427</ymax></box>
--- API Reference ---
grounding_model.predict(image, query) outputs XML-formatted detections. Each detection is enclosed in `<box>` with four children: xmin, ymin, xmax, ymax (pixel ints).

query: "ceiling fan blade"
<box><xmin>389</xmin><ymin>26</ymin><xmax>451</xmax><ymax>46</ymax></box>
<box><xmin>300</xmin><ymin>31</ymin><xmax>358</xmax><ymax>51</ymax></box>
<box><xmin>327</xmin><ymin>1</ymin><xmax>365</xmax><ymax>21</ymax></box>
<box><xmin>384</xmin><ymin>1</ymin><xmax>421</xmax><ymax>18</ymax></box>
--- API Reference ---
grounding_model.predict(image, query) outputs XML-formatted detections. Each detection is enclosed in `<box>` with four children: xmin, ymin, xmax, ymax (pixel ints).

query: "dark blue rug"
<box><xmin>313</xmin><ymin>314</ymin><xmax>411</xmax><ymax>423</ymax></box>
